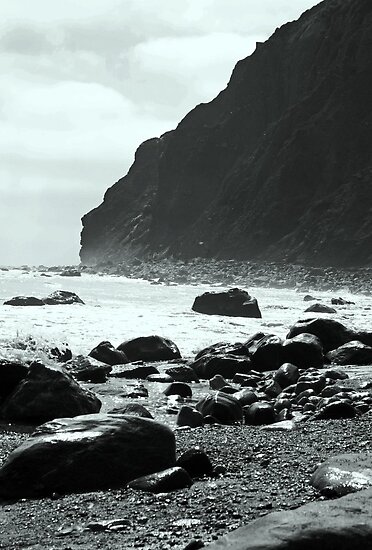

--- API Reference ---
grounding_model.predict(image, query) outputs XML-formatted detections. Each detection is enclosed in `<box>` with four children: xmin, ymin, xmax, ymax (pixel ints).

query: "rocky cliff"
<box><xmin>80</xmin><ymin>0</ymin><xmax>372</xmax><ymax>267</ymax></box>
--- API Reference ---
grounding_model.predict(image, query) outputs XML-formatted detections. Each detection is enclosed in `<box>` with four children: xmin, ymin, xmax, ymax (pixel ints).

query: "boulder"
<box><xmin>0</xmin><ymin>360</ymin><xmax>29</xmax><ymax>402</ymax></box>
<box><xmin>194</xmin><ymin>341</ymin><xmax>249</xmax><ymax>361</ymax></box>
<box><xmin>244</xmin><ymin>402</ymin><xmax>276</xmax><ymax>425</ymax></box>
<box><xmin>176</xmin><ymin>406</ymin><xmax>204</xmax><ymax>428</ymax></box>
<box><xmin>209</xmin><ymin>375</ymin><xmax>231</xmax><ymax>390</ymax></box>
<box><xmin>117</xmin><ymin>335</ymin><xmax>181</xmax><ymax>362</ymax></box>
<box><xmin>287</xmin><ymin>318</ymin><xmax>355</xmax><ymax>352</ymax></box>
<box><xmin>89</xmin><ymin>341</ymin><xmax>129</xmax><ymax>366</ymax></box>
<box><xmin>107</xmin><ymin>403</ymin><xmax>153</xmax><ymax>418</ymax></box>
<box><xmin>0</xmin><ymin>414</ymin><xmax>176</xmax><ymax>498</ymax></box>
<box><xmin>165</xmin><ymin>365</ymin><xmax>199</xmax><ymax>383</ymax></box>
<box><xmin>4</xmin><ymin>296</ymin><xmax>45</xmax><ymax>306</ymax></box>
<box><xmin>304</xmin><ymin>303</ymin><xmax>337</xmax><ymax>314</ymax></box>
<box><xmin>282</xmin><ymin>333</ymin><xmax>323</xmax><ymax>369</ymax></box>
<box><xmin>128</xmin><ymin>466</ymin><xmax>192</xmax><ymax>493</ymax></box>
<box><xmin>196</xmin><ymin>392</ymin><xmax>243</xmax><ymax>424</ymax></box>
<box><xmin>326</xmin><ymin>340</ymin><xmax>372</xmax><ymax>365</ymax></box>
<box><xmin>163</xmin><ymin>382</ymin><xmax>192</xmax><ymax>398</ymax></box>
<box><xmin>331</xmin><ymin>297</ymin><xmax>355</xmax><ymax>305</ymax></box>
<box><xmin>233</xmin><ymin>389</ymin><xmax>258</xmax><ymax>407</ymax></box>
<box><xmin>204</xmin><ymin>487</ymin><xmax>372</xmax><ymax>549</ymax></box>
<box><xmin>311</xmin><ymin>453</ymin><xmax>372</xmax><ymax>497</ymax></box>
<box><xmin>192</xmin><ymin>288</ymin><xmax>261</xmax><ymax>318</ymax></box>
<box><xmin>295</xmin><ymin>373</ymin><xmax>327</xmax><ymax>395</ymax></box>
<box><xmin>43</xmin><ymin>290</ymin><xmax>84</xmax><ymax>305</ymax></box>
<box><xmin>314</xmin><ymin>401</ymin><xmax>358</xmax><ymax>420</ymax></box>
<box><xmin>176</xmin><ymin>448</ymin><xmax>213</xmax><ymax>478</ymax></box>
<box><xmin>191</xmin><ymin>354</ymin><xmax>251</xmax><ymax>380</ymax></box>
<box><xmin>64</xmin><ymin>356</ymin><xmax>112</xmax><ymax>383</ymax></box>
<box><xmin>273</xmin><ymin>363</ymin><xmax>299</xmax><ymax>389</ymax></box>
<box><xmin>247</xmin><ymin>334</ymin><xmax>283</xmax><ymax>372</ymax></box>
<box><xmin>0</xmin><ymin>362</ymin><xmax>101</xmax><ymax>423</ymax></box>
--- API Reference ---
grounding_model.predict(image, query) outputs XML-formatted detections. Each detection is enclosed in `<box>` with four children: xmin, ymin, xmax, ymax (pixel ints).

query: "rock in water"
<box><xmin>43</xmin><ymin>290</ymin><xmax>84</xmax><ymax>305</ymax></box>
<box><xmin>89</xmin><ymin>341</ymin><xmax>129</xmax><ymax>366</ymax></box>
<box><xmin>192</xmin><ymin>289</ymin><xmax>261</xmax><ymax>318</ymax></box>
<box><xmin>117</xmin><ymin>335</ymin><xmax>181</xmax><ymax>362</ymax></box>
<box><xmin>0</xmin><ymin>414</ymin><xmax>176</xmax><ymax>498</ymax></box>
<box><xmin>4</xmin><ymin>296</ymin><xmax>45</xmax><ymax>306</ymax></box>
<box><xmin>0</xmin><ymin>362</ymin><xmax>101</xmax><ymax>423</ymax></box>
<box><xmin>0</xmin><ymin>360</ymin><xmax>29</xmax><ymax>402</ymax></box>
<box><xmin>326</xmin><ymin>341</ymin><xmax>372</xmax><ymax>365</ymax></box>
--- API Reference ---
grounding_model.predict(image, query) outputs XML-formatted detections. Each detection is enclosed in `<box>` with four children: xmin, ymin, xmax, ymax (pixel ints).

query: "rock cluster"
<box><xmin>4</xmin><ymin>290</ymin><xmax>84</xmax><ymax>306</ymax></box>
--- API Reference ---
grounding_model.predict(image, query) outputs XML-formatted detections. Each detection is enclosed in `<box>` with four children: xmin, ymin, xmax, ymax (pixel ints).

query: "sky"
<box><xmin>0</xmin><ymin>0</ymin><xmax>320</xmax><ymax>266</ymax></box>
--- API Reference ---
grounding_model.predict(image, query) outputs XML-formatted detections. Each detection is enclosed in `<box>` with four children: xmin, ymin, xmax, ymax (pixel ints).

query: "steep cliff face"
<box><xmin>80</xmin><ymin>0</ymin><xmax>372</xmax><ymax>266</ymax></box>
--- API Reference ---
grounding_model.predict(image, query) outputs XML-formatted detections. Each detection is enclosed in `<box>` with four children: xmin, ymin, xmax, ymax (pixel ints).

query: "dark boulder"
<box><xmin>194</xmin><ymin>341</ymin><xmax>249</xmax><ymax>361</ymax></box>
<box><xmin>60</xmin><ymin>269</ymin><xmax>81</xmax><ymax>277</ymax></box>
<box><xmin>287</xmin><ymin>318</ymin><xmax>355</xmax><ymax>353</ymax></box>
<box><xmin>282</xmin><ymin>333</ymin><xmax>323</xmax><ymax>369</ymax></box>
<box><xmin>176</xmin><ymin>447</ymin><xmax>213</xmax><ymax>478</ymax></box>
<box><xmin>295</xmin><ymin>373</ymin><xmax>327</xmax><ymax>395</ymax></box>
<box><xmin>107</xmin><ymin>403</ymin><xmax>153</xmax><ymax>418</ymax></box>
<box><xmin>246</xmin><ymin>334</ymin><xmax>283</xmax><ymax>372</ymax></box>
<box><xmin>191</xmin><ymin>354</ymin><xmax>251</xmax><ymax>380</ymax></box>
<box><xmin>163</xmin><ymin>382</ymin><xmax>192</xmax><ymax>398</ymax></box>
<box><xmin>176</xmin><ymin>406</ymin><xmax>204</xmax><ymax>428</ymax></box>
<box><xmin>244</xmin><ymin>402</ymin><xmax>276</xmax><ymax>425</ymax></box>
<box><xmin>315</xmin><ymin>401</ymin><xmax>358</xmax><ymax>420</ymax></box>
<box><xmin>117</xmin><ymin>335</ymin><xmax>181</xmax><ymax>362</ymax></box>
<box><xmin>233</xmin><ymin>389</ymin><xmax>258</xmax><ymax>407</ymax></box>
<box><xmin>89</xmin><ymin>341</ymin><xmax>129</xmax><ymax>366</ymax></box>
<box><xmin>165</xmin><ymin>365</ymin><xmax>199</xmax><ymax>383</ymax></box>
<box><xmin>0</xmin><ymin>362</ymin><xmax>101</xmax><ymax>423</ymax></box>
<box><xmin>331</xmin><ymin>297</ymin><xmax>355</xmax><ymax>306</ymax></box>
<box><xmin>65</xmin><ymin>356</ymin><xmax>112</xmax><ymax>383</ymax></box>
<box><xmin>304</xmin><ymin>303</ymin><xmax>337</xmax><ymax>314</ymax></box>
<box><xmin>4</xmin><ymin>296</ymin><xmax>45</xmax><ymax>306</ymax></box>
<box><xmin>196</xmin><ymin>392</ymin><xmax>243</xmax><ymax>424</ymax></box>
<box><xmin>0</xmin><ymin>360</ymin><xmax>29</xmax><ymax>402</ymax></box>
<box><xmin>43</xmin><ymin>290</ymin><xmax>84</xmax><ymax>305</ymax></box>
<box><xmin>0</xmin><ymin>414</ymin><xmax>175</xmax><ymax>498</ymax></box>
<box><xmin>192</xmin><ymin>288</ymin><xmax>261</xmax><ymax>318</ymax></box>
<box><xmin>128</xmin><ymin>466</ymin><xmax>192</xmax><ymax>493</ymax></box>
<box><xmin>326</xmin><ymin>341</ymin><xmax>372</xmax><ymax>365</ymax></box>
<box><xmin>273</xmin><ymin>363</ymin><xmax>299</xmax><ymax>389</ymax></box>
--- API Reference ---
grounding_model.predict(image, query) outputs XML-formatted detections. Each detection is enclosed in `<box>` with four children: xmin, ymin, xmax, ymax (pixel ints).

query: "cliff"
<box><xmin>80</xmin><ymin>0</ymin><xmax>372</xmax><ymax>267</ymax></box>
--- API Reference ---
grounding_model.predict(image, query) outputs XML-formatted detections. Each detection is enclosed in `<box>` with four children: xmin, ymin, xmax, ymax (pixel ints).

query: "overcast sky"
<box><xmin>0</xmin><ymin>0</ymin><xmax>320</xmax><ymax>266</ymax></box>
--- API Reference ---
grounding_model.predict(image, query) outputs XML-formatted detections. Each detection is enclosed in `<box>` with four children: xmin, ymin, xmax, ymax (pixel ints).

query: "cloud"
<box><xmin>0</xmin><ymin>0</ymin><xmax>320</xmax><ymax>265</ymax></box>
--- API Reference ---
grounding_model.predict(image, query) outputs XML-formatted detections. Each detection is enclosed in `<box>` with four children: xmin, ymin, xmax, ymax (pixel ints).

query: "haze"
<box><xmin>0</xmin><ymin>0</ymin><xmax>320</xmax><ymax>266</ymax></box>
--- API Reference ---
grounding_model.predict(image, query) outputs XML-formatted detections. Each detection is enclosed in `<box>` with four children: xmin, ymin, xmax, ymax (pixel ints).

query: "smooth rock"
<box><xmin>304</xmin><ymin>303</ymin><xmax>337</xmax><ymax>314</ymax></box>
<box><xmin>196</xmin><ymin>392</ymin><xmax>243</xmax><ymax>424</ymax></box>
<box><xmin>287</xmin><ymin>318</ymin><xmax>354</xmax><ymax>353</ymax></box>
<box><xmin>0</xmin><ymin>360</ymin><xmax>29</xmax><ymax>402</ymax></box>
<box><xmin>0</xmin><ymin>362</ymin><xmax>101</xmax><ymax>423</ymax></box>
<box><xmin>0</xmin><ymin>414</ymin><xmax>176</xmax><ymax>498</ymax></box>
<box><xmin>128</xmin><ymin>466</ymin><xmax>192</xmax><ymax>493</ymax></box>
<box><xmin>311</xmin><ymin>453</ymin><xmax>372</xmax><ymax>497</ymax></box>
<box><xmin>117</xmin><ymin>335</ymin><xmax>181</xmax><ymax>362</ymax></box>
<box><xmin>164</xmin><ymin>382</ymin><xmax>192</xmax><ymax>398</ymax></box>
<box><xmin>326</xmin><ymin>340</ymin><xmax>372</xmax><ymax>365</ymax></box>
<box><xmin>247</xmin><ymin>334</ymin><xmax>283</xmax><ymax>372</ymax></box>
<box><xmin>165</xmin><ymin>365</ymin><xmax>199</xmax><ymax>383</ymax></box>
<box><xmin>282</xmin><ymin>333</ymin><xmax>323</xmax><ymax>369</ymax></box>
<box><xmin>176</xmin><ymin>447</ymin><xmax>213</xmax><ymax>478</ymax></box>
<box><xmin>244</xmin><ymin>402</ymin><xmax>276</xmax><ymax>425</ymax></box>
<box><xmin>176</xmin><ymin>406</ymin><xmax>204</xmax><ymax>428</ymax></box>
<box><xmin>191</xmin><ymin>354</ymin><xmax>251</xmax><ymax>380</ymax></box>
<box><xmin>89</xmin><ymin>341</ymin><xmax>129</xmax><ymax>366</ymax></box>
<box><xmin>273</xmin><ymin>363</ymin><xmax>299</xmax><ymax>389</ymax></box>
<box><xmin>4</xmin><ymin>296</ymin><xmax>45</xmax><ymax>306</ymax></box>
<box><xmin>204</xmin><ymin>487</ymin><xmax>372</xmax><ymax>549</ymax></box>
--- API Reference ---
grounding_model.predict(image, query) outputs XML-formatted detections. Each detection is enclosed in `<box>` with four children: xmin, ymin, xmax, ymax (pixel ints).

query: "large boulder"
<box><xmin>246</xmin><ymin>334</ymin><xmax>283</xmax><ymax>372</ymax></box>
<box><xmin>64</xmin><ymin>356</ymin><xmax>112</xmax><ymax>383</ymax></box>
<box><xmin>4</xmin><ymin>296</ymin><xmax>45</xmax><ymax>306</ymax></box>
<box><xmin>0</xmin><ymin>414</ymin><xmax>176</xmax><ymax>498</ymax></box>
<box><xmin>196</xmin><ymin>392</ymin><xmax>243</xmax><ymax>424</ymax></box>
<box><xmin>287</xmin><ymin>318</ymin><xmax>355</xmax><ymax>352</ymax></box>
<box><xmin>282</xmin><ymin>333</ymin><xmax>323</xmax><ymax>369</ymax></box>
<box><xmin>326</xmin><ymin>341</ymin><xmax>372</xmax><ymax>365</ymax></box>
<box><xmin>204</xmin><ymin>487</ymin><xmax>372</xmax><ymax>549</ymax></box>
<box><xmin>117</xmin><ymin>335</ymin><xmax>181</xmax><ymax>362</ymax></box>
<box><xmin>192</xmin><ymin>288</ymin><xmax>261</xmax><ymax>318</ymax></box>
<box><xmin>311</xmin><ymin>453</ymin><xmax>372</xmax><ymax>497</ymax></box>
<box><xmin>304</xmin><ymin>303</ymin><xmax>337</xmax><ymax>314</ymax></box>
<box><xmin>0</xmin><ymin>360</ymin><xmax>29</xmax><ymax>402</ymax></box>
<box><xmin>89</xmin><ymin>341</ymin><xmax>129</xmax><ymax>366</ymax></box>
<box><xmin>43</xmin><ymin>290</ymin><xmax>84</xmax><ymax>305</ymax></box>
<box><xmin>0</xmin><ymin>362</ymin><xmax>101</xmax><ymax>423</ymax></box>
<box><xmin>191</xmin><ymin>354</ymin><xmax>251</xmax><ymax>380</ymax></box>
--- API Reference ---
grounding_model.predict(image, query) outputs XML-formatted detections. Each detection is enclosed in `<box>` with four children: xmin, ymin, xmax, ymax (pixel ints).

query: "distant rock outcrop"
<box><xmin>80</xmin><ymin>0</ymin><xmax>372</xmax><ymax>267</ymax></box>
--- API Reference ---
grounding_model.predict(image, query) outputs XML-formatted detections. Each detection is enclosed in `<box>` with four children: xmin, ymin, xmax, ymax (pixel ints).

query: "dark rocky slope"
<box><xmin>80</xmin><ymin>0</ymin><xmax>372</xmax><ymax>267</ymax></box>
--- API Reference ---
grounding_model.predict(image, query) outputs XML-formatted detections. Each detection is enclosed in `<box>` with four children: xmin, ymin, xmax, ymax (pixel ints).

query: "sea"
<box><xmin>0</xmin><ymin>268</ymin><xmax>370</xmax><ymax>424</ymax></box>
